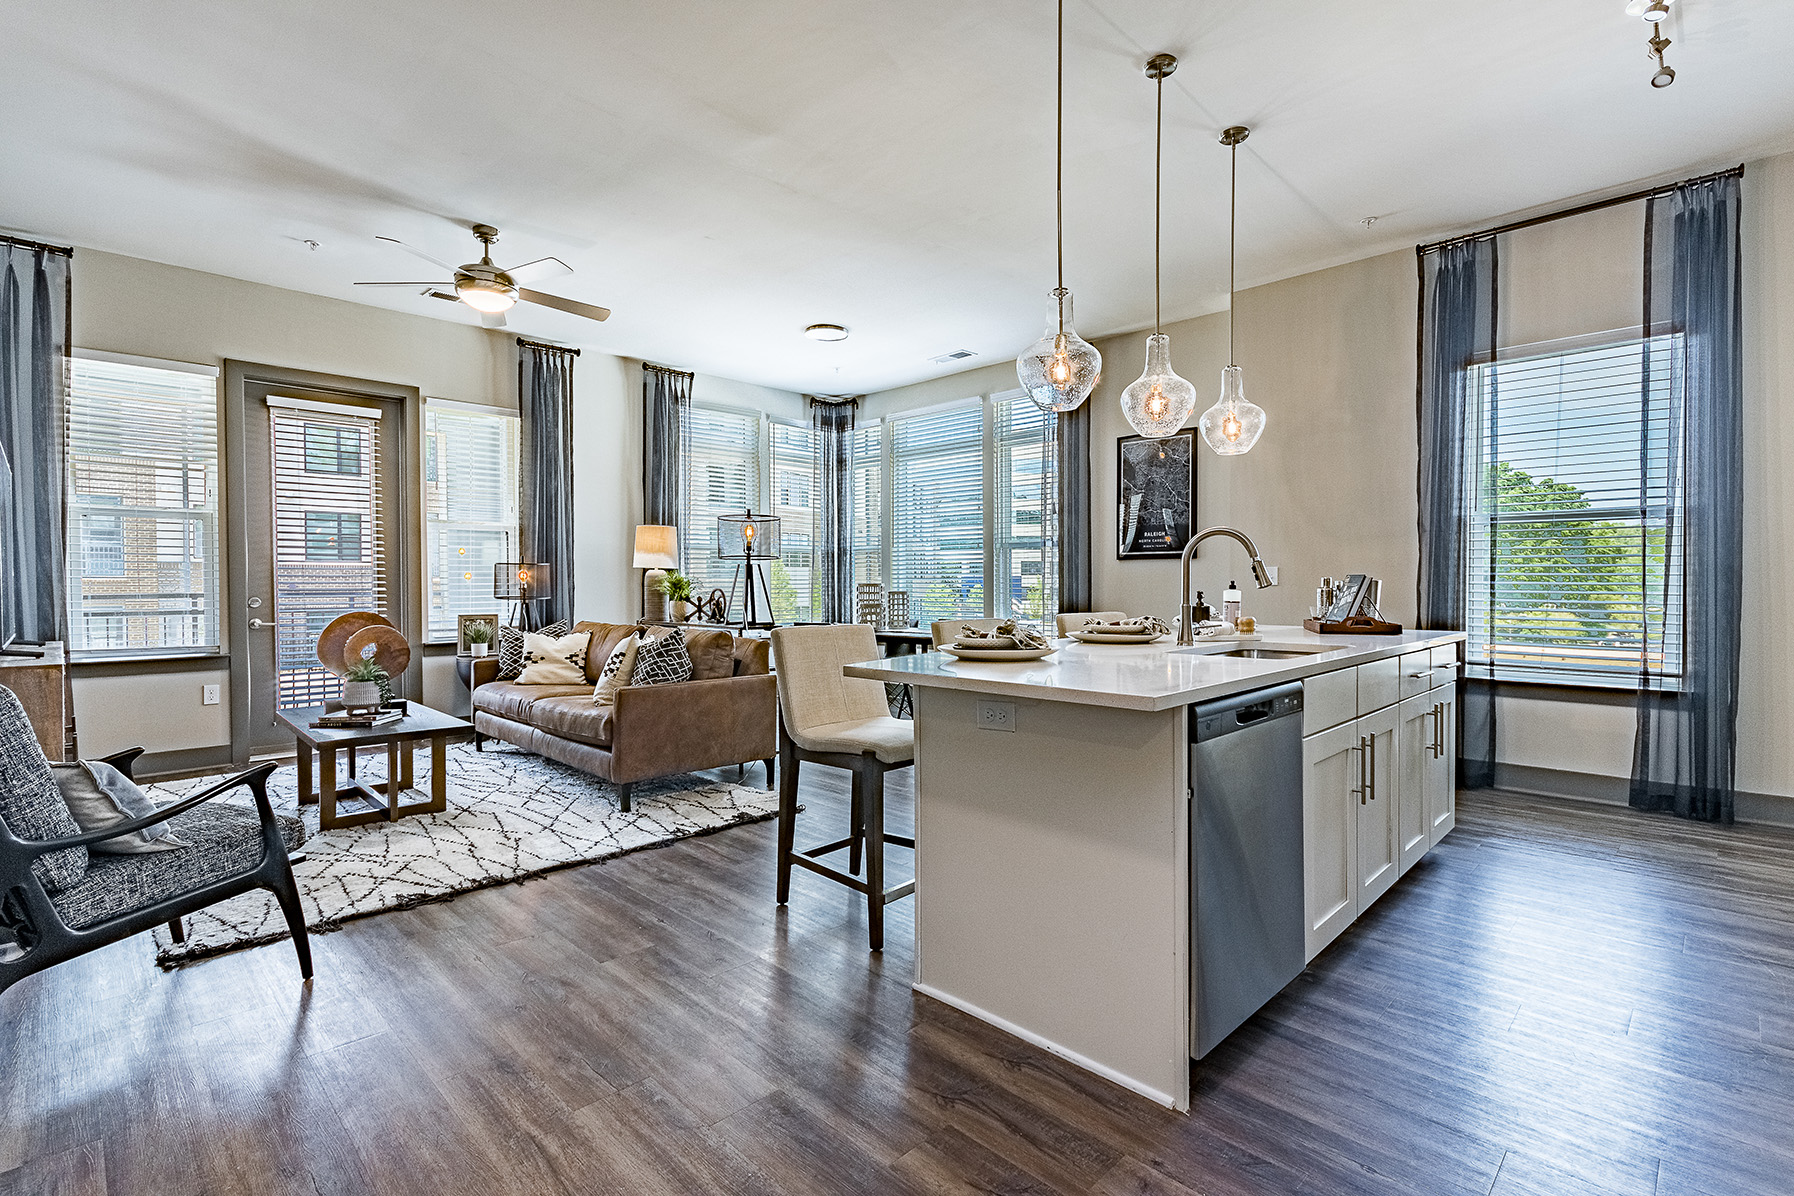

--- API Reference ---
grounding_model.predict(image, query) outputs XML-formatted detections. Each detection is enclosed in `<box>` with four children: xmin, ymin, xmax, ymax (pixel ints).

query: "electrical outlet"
<box><xmin>1265</xmin><ymin>565</ymin><xmax>1279</xmax><ymax>586</ymax></box>
<box><xmin>976</xmin><ymin>699</ymin><xmax>1015</xmax><ymax>733</ymax></box>
<box><xmin>202</xmin><ymin>684</ymin><xmax>221</xmax><ymax>706</ymax></box>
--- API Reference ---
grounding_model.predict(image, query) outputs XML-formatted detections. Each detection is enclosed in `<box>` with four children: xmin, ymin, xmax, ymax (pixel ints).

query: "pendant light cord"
<box><xmin>1154</xmin><ymin>71</ymin><xmax>1163</xmax><ymax>337</ymax></box>
<box><xmin>1055</xmin><ymin>0</ymin><xmax>1065</xmax><ymax>331</ymax></box>
<box><xmin>1228</xmin><ymin>137</ymin><xmax>1237</xmax><ymax>365</ymax></box>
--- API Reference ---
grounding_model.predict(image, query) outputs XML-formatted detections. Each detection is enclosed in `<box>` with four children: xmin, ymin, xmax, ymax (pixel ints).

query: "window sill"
<box><xmin>1464</xmin><ymin>664</ymin><xmax>1683</xmax><ymax>695</ymax></box>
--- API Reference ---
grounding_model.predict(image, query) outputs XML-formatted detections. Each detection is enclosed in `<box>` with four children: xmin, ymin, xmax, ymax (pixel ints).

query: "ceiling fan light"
<box><xmin>457</xmin><ymin>278</ymin><xmax>517</xmax><ymax>313</ymax></box>
<box><xmin>805</xmin><ymin>323</ymin><xmax>849</xmax><ymax>341</ymax></box>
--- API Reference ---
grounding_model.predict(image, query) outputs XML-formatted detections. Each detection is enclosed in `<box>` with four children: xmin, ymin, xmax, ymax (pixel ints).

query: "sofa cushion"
<box><xmin>732</xmin><ymin>637</ymin><xmax>771</xmax><ymax>676</ymax></box>
<box><xmin>0</xmin><ymin>686</ymin><xmax>88</xmax><ymax>893</ymax></box>
<box><xmin>527</xmin><ymin>696</ymin><xmax>617</xmax><ymax>748</ymax></box>
<box><xmin>49</xmin><ymin>801</ymin><xmax>306</xmax><ymax>930</ymax></box>
<box><xmin>473</xmin><ymin>682</ymin><xmax>592</xmax><ymax>723</ymax></box>
<box><xmin>573</xmin><ymin>622</ymin><xmax>643</xmax><ymax>682</ymax></box>
<box><xmin>684</xmin><ymin>629</ymin><xmax>735</xmax><ymax>681</ymax></box>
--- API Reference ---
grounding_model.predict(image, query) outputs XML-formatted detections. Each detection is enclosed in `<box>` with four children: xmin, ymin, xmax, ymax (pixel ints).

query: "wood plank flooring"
<box><xmin>4</xmin><ymin>771</ymin><xmax>1793</xmax><ymax>1195</ymax></box>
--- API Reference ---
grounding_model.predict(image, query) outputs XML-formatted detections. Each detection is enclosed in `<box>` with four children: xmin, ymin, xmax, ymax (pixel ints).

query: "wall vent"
<box><xmin>929</xmin><ymin>350</ymin><xmax>976</xmax><ymax>364</ymax></box>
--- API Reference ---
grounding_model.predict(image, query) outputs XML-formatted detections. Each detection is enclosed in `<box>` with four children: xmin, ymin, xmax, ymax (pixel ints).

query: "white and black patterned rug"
<box><xmin>147</xmin><ymin>741</ymin><xmax>778</xmax><ymax>968</ymax></box>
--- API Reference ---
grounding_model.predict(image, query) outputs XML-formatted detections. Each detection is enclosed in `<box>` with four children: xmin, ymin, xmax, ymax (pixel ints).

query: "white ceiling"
<box><xmin>5</xmin><ymin>1</ymin><xmax>1792</xmax><ymax>395</ymax></box>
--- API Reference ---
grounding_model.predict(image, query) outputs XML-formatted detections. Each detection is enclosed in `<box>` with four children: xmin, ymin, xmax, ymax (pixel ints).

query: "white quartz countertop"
<box><xmin>843</xmin><ymin>625</ymin><xmax>1467</xmax><ymax>712</ymax></box>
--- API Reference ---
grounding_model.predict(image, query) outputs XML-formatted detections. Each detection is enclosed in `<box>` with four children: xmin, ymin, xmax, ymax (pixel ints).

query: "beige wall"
<box><xmin>67</xmin><ymin>249</ymin><xmax>637</xmax><ymax>757</ymax></box>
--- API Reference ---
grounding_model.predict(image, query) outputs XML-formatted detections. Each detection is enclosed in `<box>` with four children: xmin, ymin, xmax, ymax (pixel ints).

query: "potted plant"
<box><xmin>654</xmin><ymin>570</ymin><xmax>696</xmax><ymax>621</ymax></box>
<box><xmin>465</xmin><ymin>619</ymin><xmax>493</xmax><ymax>657</ymax></box>
<box><xmin>340</xmin><ymin>659</ymin><xmax>389</xmax><ymax>710</ymax></box>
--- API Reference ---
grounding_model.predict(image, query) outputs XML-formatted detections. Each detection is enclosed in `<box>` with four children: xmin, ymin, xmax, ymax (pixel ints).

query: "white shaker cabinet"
<box><xmin>1355</xmin><ymin>703</ymin><xmax>1401</xmax><ymax>911</ymax></box>
<box><xmin>1429</xmin><ymin>682</ymin><xmax>1458</xmax><ymax>843</ymax></box>
<box><xmin>1302</xmin><ymin>719</ymin><xmax>1359</xmax><ymax>960</ymax></box>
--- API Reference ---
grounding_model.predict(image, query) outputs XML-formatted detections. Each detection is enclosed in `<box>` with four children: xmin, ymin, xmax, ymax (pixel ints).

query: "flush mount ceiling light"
<box><xmin>804</xmin><ymin>323</ymin><xmax>849</xmax><ymax>341</ymax></box>
<box><xmin>1197</xmin><ymin>126</ymin><xmax>1268</xmax><ymax>456</ymax></box>
<box><xmin>1625</xmin><ymin>0</ymin><xmax>1677</xmax><ymax>86</ymax></box>
<box><xmin>1625</xmin><ymin>0</ymin><xmax>1674</xmax><ymax>19</ymax></box>
<box><xmin>1119</xmin><ymin>53</ymin><xmax>1198</xmax><ymax>439</ymax></box>
<box><xmin>1016</xmin><ymin>0</ymin><xmax>1102</xmax><ymax>414</ymax></box>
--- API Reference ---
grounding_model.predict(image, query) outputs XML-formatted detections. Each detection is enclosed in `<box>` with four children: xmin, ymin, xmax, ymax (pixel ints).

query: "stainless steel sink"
<box><xmin>1219</xmin><ymin>648</ymin><xmax>1324</xmax><ymax>659</ymax></box>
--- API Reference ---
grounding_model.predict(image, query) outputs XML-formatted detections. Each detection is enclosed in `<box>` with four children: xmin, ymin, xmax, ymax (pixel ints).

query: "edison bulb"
<box><xmin>1198</xmin><ymin>365</ymin><xmax>1267</xmax><ymax>455</ymax></box>
<box><xmin>1119</xmin><ymin>333</ymin><xmax>1197</xmax><ymax>438</ymax></box>
<box><xmin>1017</xmin><ymin>288</ymin><xmax>1102</xmax><ymax>413</ymax></box>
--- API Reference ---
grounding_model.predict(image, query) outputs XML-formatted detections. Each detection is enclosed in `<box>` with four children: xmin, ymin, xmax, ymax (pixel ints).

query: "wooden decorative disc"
<box><xmin>344</xmin><ymin>624</ymin><xmax>411</xmax><ymax>678</ymax></box>
<box><xmin>316</xmin><ymin>611</ymin><xmax>391</xmax><ymax>674</ymax></box>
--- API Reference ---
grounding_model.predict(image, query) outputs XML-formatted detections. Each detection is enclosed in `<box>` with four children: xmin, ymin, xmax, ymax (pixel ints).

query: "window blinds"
<box><xmin>1465</xmin><ymin>334</ymin><xmax>1685</xmax><ymax>679</ymax></box>
<box><xmin>995</xmin><ymin>395</ymin><xmax>1053</xmax><ymax>622</ymax></box>
<box><xmin>269</xmin><ymin>401</ymin><xmax>387</xmax><ymax>709</ymax></box>
<box><xmin>683</xmin><ymin>404</ymin><xmax>761</xmax><ymax>600</ymax></box>
<box><xmin>850</xmin><ymin>423</ymin><xmax>885</xmax><ymax>587</ymax></box>
<box><xmin>65</xmin><ymin>356</ymin><xmax>221</xmax><ymax>656</ymax></box>
<box><xmin>889</xmin><ymin>403</ymin><xmax>986</xmax><ymax>625</ymax></box>
<box><xmin>424</xmin><ymin>404</ymin><xmax>520</xmax><ymax>640</ymax></box>
<box><xmin>769</xmin><ymin>420</ymin><xmax>817</xmax><ymax>621</ymax></box>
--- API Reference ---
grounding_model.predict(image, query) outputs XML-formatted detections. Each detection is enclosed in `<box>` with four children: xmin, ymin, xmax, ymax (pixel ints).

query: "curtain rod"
<box><xmin>1417</xmin><ymin>163</ymin><xmax>1744</xmax><ymax>256</ymax></box>
<box><xmin>642</xmin><ymin>361</ymin><xmax>692</xmax><ymax>377</ymax></box>
<box><xmin>0</xmin><ymin>232</ymin><xmax>74</xmax><ymax>257</ymax></box>
<box><xmin>516</xmin><ymin>337</ymin><xmax>579</xmax><ymax>356</ymax></box>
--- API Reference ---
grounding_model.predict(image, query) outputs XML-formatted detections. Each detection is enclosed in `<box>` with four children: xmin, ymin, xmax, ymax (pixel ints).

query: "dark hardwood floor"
<box><xmin>4</xmin><ymin>769</ymin><xmax>1793</xmax><ymax>1196</ymax></box>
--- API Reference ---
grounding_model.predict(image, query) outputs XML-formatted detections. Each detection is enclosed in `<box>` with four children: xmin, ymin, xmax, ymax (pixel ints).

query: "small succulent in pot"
<box><xmin>340</xmin><ymin>658</ymin><xmax>389</xmax><ymax>710</ymax></box>
<box><xmin>465</xmin><ymin>620</ymin><xmax>494</xmax><ymax>657</ymax></box>
<box><xmin>654</xmin><ymin>570</ymin><xmax>696</xmax><ymax>620</ymax></box>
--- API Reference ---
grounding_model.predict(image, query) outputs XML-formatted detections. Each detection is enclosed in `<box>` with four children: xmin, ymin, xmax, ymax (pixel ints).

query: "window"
<box><xmin>304</xmin><ymin>424</ymin><xmax>361</xmax><ymax>474</ymax></box>
<box><xmin>423</xmin><ymin>404</ymin><xmax>519</xmax><ymax>640</ymax></box>
<box><xmin>849</xmin><ymin>423</ymin><xmax>885</xmax><ymax>587</ymax></box>
<box><xmin>682</xmin><ymin>404</ymin><xmax>761</xmax><ymax>603</ymax></box>
<box><xmin>65</xmin><ymin>354</ymin><xmax>221</xmax><ymax>656</ymax></box>
<box><xmin>995</xmin><ymin>394</ymin><xmax>1055</xmax><ymax>622</ymax></box>
<box><xmin>768</xmin><ymin>421</ymin><xmax>816</xmax><ymax>622</ymax></box>
<box><xmin>889</xmin><ymin>403</ymin><xmax>987</xmax><ymax>626</ymax></box>
<box><xmin>1465</xmin><ymin>333</ymin><xmax>1684</xmax><ymax>681</ymax></box>
<box><xmin>304</xmin><ymin>512</ymin><xmax>363</xmax><ymax>561</ymax></box>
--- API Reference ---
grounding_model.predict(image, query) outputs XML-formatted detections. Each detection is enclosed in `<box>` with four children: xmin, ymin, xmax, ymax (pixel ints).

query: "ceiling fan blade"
<box><xmin>353</xmin><ymin>281</ymin><xmax>450</xmax><ymax>287</ymax></box>
<box><xmin>427</xmin><ymin>291</ymin><xmax>459</xmax><ymax>303</ymax></box>
<box><xmin>519</xmin><ymin>288</ymin><xmax>610</xmax><ymax>322</ymax></box>
<box><xmin>375</xmin><ymin>235</ymin><xmax>458</xmax><ymax>273</ymax></box>
<box><xmin>503</xmin><ymin>256</ymin><xmax>573</xmax><ymax>284</ymax></box>
<box><xmin>481</xmin><ymin>310</ymin><xmax>508</xmax><ymax>329</ymax></box>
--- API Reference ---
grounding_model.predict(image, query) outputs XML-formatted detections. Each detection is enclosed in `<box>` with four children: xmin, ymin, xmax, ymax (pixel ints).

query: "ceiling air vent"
<box><xmin>930</xmin><ymin>350</ymin><xmax>976</xmax><ymax>364</ymax></box>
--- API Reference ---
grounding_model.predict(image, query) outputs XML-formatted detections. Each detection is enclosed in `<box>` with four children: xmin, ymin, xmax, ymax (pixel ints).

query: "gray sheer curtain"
<box><xmin>810</xmin><ymin>397</ymin><xmax>856</xmax><ymax>623</ymax></box>
<box><xmin>1417</xmin><ymin>236</ymin><xmax>1497</xmax><ymax>788</ymax></box>
<box><xmin>519</xmin><ymin>339</ymin><xmax>578</xmax><ymax>627</ymax></box>
<box><xmin>1631</xmin><ymin>171</ymin><xmax>1744</xmax><ymax>823</ymax></box>
<box><xmin>1056</xmin><ymin>403</ymin><xmax>1091</xmax><ymax>612</ymax></box>
<box><xmin>0</xmin><ymin>238</ymin><xmax>70</xmax><ymax>648</ymax></box>
<box><xmin>643</xmin><ymin>364</ymin><xmax>691</xmax><ymax>529</ymax></box>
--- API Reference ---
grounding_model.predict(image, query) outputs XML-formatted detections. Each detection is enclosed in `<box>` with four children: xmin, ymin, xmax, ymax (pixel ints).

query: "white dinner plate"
<box><xmin>1070</xmin><ymin>630</ymin><xmax>1165</xmax><ymax>644</ymax></box>
<box><xmin>940</xmin><ymin>645</ymin><xmax>1057</xmax><ymax>661</ymax></box>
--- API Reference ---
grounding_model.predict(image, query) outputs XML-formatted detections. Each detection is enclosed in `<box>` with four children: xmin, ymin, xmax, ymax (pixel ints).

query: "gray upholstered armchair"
<box><xmin>0</xmin><ymin>686</ymin><xmax>312</xmax><ymax>997</ymax></box>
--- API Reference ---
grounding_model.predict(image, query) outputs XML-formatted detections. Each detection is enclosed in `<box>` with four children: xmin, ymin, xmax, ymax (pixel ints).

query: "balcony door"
<box><xmin>225</xmin><ymin>363</ymin><xmax>418</xmax><ymax>760</ymax></box>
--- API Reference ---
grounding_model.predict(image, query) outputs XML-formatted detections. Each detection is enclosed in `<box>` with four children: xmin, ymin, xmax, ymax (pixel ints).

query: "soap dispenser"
<box><xmin>1222</xmin><ymin>581</ymin><xmax>1242</xmax><ymax>626</ymax></box>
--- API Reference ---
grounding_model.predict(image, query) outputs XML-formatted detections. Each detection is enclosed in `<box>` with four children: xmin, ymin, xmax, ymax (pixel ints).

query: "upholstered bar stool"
<box><xmin>928</xmin><ymin>618</ymin><xmax>1006</xmax><ymax>648</ymax></box>
<box><xmin>768</xmin><ymin>624</ymin><xmax>914</xmax><ymax>951</ymax></box>
<box><xmin>1054</xmin><ymin>611</ymin><xmax>1129</xmax><ymax>636</ymax></box>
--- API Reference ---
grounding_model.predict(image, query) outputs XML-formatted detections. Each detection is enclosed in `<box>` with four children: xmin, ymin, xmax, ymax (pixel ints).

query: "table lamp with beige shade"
<box><xmin>634</xmin><ymin>525</ymin><xmax>679</xmax><ymax>621</ymax></box>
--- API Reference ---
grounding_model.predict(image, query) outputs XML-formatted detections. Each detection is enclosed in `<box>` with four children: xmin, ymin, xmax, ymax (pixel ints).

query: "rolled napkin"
<box><xmin>1193</xmin><ymin>620</ymin><xmax>1238</xmax><ymax>639</ymax></box>
<box><xmin>954</xmin><ymin>620</ymin><xmax>1050</xmax><ymax>650</ymax></box>
<box><xmin>1080</xmin><ymin>615</ymin><xmax>1172</xmax><ymax>637</ymax></box>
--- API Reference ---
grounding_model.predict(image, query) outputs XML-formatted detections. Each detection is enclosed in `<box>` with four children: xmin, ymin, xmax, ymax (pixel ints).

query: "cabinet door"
<box><xmin>1397</xmin><ymin>693</ymin><xmax>1434</xmax><ymax>874</ymax></box>
<box><xmin>1429</xmin><ymin>684</ymin><xmax>1458</xmax><ymax>844</ymax></box>
<box><xmin>1302</xmin><ymin>720</ymin><xmax>1359</xmax><ymax>962</ymax></box>
<box><xmin>1356</xmin><ymin>704</ymin><xmax>1401</xmax><ymax>910</ymax></box>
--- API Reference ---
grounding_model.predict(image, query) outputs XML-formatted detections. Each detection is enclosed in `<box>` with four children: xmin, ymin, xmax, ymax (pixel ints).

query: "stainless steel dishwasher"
<box><xmin>1190</xmin><ymin>681</ymin><xmax>1305</xmax><ymax>1059</ymax></box>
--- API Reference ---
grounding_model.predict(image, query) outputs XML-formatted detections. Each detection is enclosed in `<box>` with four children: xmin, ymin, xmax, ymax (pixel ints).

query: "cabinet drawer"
<box><xmin>1303</xmin><ymin>668</ymin><xmax>1357</xmax><ymax>735</ymax></box>
<box><xmin>1355</xmin><ymin>657</ymin><xmax>1401</xmax><ymax>715</ymax></box>
<box><xmin>1430</xmin><ymin>642</ymin><xmax>1460</xmax><ymax>668</ymax></box>
<box><xmin>1398</xmin><ymin>651</ymin><xmax>1435</xmax><ymax>700</ymax></box>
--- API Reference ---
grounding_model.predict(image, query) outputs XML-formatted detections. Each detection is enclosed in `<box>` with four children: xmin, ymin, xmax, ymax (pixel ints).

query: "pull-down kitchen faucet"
<box><xmin>1178</xmin><ymin>526</ymin><xmax>1277</xmax><ymax>645</ymax></box>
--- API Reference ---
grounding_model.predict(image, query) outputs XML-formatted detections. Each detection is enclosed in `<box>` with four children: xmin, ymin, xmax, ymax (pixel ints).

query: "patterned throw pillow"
<box><xmin>592</xmin><ymin>633</ymin><xmax>641</xmax><ymax>706</ymax></box>
<box><xmin>497</xmin><ymin>620</ymin><xmax>571</xmax><ymax>680</ymax></box>
<box><xmin>516</xmin><ymin>630</ymin><xmax>593</xmax><ymax>685</ymax></box>
<box><xmin>630</xmin><ymin>626</ymin><xmax>694</xmax><ymax>686</ymax></box>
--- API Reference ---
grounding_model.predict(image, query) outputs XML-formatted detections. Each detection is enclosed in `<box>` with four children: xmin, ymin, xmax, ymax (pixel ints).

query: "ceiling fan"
<box><xmin>355</xmin><ymin>223</ymin><xmax>610</xmax><ymax>328</ymax></box>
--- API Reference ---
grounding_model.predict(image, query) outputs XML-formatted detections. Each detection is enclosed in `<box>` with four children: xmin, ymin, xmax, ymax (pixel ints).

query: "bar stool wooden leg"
<box><xmin>849</xmin><ymin>769</ymin><xmax>864</xmax><ymax>876</ymax></box>
<box><xmin>864</xmin><ymin>753</ymin><xmax>887</xmax><ymax>952</ymax></box>
<box><xmin>776</xmin><ymin>730</ymin><xmax>800</xmax><ymax>905</ymax></box>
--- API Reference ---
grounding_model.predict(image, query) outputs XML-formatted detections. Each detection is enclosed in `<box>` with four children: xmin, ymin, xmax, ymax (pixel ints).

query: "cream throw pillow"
<box><xmin>592</xmin><ymin>633</ymin><xmax>641</xmax><ymax>706</ymax></box>
<box><xmin>516</xmin><ymin>630</ymin><xmax>592</xmax><ymax>684</ymax></box>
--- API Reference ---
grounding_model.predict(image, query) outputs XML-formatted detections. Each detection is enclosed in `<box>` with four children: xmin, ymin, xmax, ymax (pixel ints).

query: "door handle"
<box><xmin>248</xmin><ymin>618</ymin><xmax>272</xmax><ymax>629</ymax></box>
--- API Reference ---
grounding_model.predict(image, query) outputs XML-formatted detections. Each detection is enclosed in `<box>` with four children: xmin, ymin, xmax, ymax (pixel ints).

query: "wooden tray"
<box><xmin>1303</xmin><ymin>616</ymin><xmax>1404</xmax><ymax>635</ymax></box>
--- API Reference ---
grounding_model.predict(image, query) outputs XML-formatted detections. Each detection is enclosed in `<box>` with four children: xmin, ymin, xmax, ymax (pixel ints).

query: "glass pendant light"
<box><xmin>1198</xmin><ymin>126</ymin><xmax>1267</xmax><ymax>455</ymax></box>
<box><xmin>1120</xmin><ymin>54</ymin><xmax>1197</xmax><ymax>439</ymax></box>
<box><xmin>1017</xmin><ymin>0</ymin><xmax>1101</xmax><ymax>413</ymax></box>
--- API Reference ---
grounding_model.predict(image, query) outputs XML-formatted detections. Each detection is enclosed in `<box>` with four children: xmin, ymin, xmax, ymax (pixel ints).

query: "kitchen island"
<box><xmin>845</xmin><ymin>625</ymin><xmax>1465</xmax><ymax>1111</ymax></box>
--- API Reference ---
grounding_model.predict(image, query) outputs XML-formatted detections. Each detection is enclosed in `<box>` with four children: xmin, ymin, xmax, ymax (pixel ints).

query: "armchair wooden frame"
<box><xmin>0</xmin><ymin>752</ymin><xmax>312</xmax><ymax>998</ymax></box>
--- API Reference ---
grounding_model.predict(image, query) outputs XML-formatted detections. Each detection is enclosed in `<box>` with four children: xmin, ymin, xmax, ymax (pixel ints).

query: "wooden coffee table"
<box><xmin>277</xmin><ymin>704</ymin><xmax>473</xmax><ymax>830</ymax></box>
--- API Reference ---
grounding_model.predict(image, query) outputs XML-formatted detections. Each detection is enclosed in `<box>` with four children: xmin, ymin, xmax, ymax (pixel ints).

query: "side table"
<box><xmin>277</xmin><ymin>704</ymin><xmax>473</xmax><ymax>830</ymax></box>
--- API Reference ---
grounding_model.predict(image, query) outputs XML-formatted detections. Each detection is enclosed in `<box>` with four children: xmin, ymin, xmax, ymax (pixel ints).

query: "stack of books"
<box><xmin>312</xmin><ymin>708</ymin><xmax>404</xmax><ymax>730</ymax></box>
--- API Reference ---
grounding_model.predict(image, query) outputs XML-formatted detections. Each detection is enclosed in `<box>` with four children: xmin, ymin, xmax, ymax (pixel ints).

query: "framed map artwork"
<box><xmin>1116</xmin><ymin>430</ymin><xmax>1196</xmax><ymax>559</ymax></box>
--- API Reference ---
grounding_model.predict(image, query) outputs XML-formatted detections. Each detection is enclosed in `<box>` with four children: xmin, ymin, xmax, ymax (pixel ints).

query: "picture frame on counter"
<box><xmin>1116</xmin><ymin>428</ymin><xmax>1196</xmax><ymax>559</ymax></box>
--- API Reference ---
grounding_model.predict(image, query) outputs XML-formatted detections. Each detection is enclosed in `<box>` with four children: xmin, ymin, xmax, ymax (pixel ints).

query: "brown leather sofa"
<box><xmin>466</xmin><ymin>621</ymin><xmax>776</xmax><ymax>811</ymax></box>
